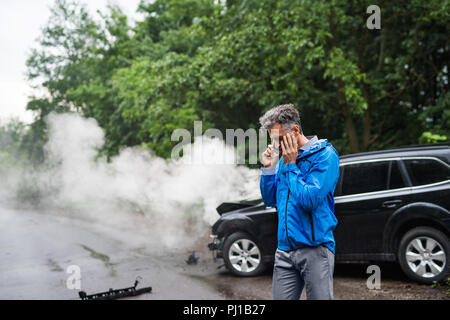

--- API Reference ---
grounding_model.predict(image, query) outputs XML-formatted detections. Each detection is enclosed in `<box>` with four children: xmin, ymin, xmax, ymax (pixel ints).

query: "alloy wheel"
<box><xmin>405</xmin><ymin>236</ymin><xmax>446</xmax><ymax>278</ymax></box>
<box><xmin>228</xmin><ymin>238</ymin><xmax>261</xmax><ymax>273</ymax></box>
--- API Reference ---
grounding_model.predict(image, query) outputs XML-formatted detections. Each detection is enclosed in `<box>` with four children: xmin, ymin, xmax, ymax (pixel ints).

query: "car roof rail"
<box><xmin>340</xmin><ymin>143</ymin><xmax>449</xmax><ymax>159</ymax></box>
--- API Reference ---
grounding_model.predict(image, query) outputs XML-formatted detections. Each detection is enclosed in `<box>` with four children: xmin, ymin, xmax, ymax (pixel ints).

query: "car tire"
<box><xmin>223</xmin><ymin>231</ymin><xmax>266</xmax><ymax>277</ymax></box>
<box><xmin>398</xmin><ymin>226</ymin><xmax>449</xmax><ymax>284</ymax></box>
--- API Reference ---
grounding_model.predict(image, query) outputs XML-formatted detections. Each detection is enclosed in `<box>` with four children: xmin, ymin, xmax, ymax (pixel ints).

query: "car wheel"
<box><xmin>398</xmin><ymin>227</ymin><xmax>449</xmax><ymax>284</ymax></box>
<box><xmin>223</xmin><ymin>231</ymin><xmax>265</xmax><ymax>277</ymax></box>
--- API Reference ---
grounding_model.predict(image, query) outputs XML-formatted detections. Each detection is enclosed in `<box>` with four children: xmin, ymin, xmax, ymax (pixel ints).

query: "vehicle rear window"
<box><xmin>341</xmin><ymin>161</ymin><xmax>389</xmax><ymax>196</ymax></box>
<box><xmin>403</xmin><ymin>158</ymin><xmax>450</xmax><ymax>186</ymax></box>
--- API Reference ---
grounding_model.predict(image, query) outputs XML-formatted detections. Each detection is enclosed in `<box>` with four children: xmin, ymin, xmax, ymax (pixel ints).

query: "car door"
<box><xmin>334</xmin><ymin>159</ymin><xmax>410</xmax><ymax>257</ymax></box>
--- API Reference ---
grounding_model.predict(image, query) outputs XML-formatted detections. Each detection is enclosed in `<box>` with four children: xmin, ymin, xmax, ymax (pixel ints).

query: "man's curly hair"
<box><xmin>259</xmin><ymin>104</ymin><xmax>303</xmax><ymax>133</ymax></box>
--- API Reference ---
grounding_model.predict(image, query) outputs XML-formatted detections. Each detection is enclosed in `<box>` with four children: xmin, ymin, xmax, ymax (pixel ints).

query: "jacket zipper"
<box><xmin>309</xmin><ymin>211</ymin><xmax>315</xmax><ymax>242</ymax></box>
<box><xmin>298</xmin><ymin>158</ymin><xmax>315</xmax><ymax>242</ymax></box>
<box><xmin>284</xmin><ymin>189</ymin><xmax>294</xmax><ymax>250</ymax></box>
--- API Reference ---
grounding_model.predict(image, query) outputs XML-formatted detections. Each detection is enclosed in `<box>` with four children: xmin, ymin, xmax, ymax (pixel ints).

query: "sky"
<box><xmin>0</xmin><ymin>0</ymin><xmax>143</xmax><ymax>124</ymax></box>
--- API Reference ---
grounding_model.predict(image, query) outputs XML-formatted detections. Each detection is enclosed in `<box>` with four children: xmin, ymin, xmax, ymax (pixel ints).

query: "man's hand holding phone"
<box><xmin>261</xmin><ymin>145</ymin><xmax>280</xmax><ymax>169</ymax></box>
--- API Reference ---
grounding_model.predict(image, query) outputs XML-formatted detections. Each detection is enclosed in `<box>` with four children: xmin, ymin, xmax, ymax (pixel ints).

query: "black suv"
<box><xmin>208</xmin><ymin>144</ymin><xmax>450</xmax><ymax>284</ymax></box>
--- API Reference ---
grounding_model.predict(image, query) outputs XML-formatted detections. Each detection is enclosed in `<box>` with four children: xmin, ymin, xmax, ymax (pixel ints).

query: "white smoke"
<box><xmin>13</xmin><ymin>112</ymin><xmax>260</xmax><ymax>249</ymax></box>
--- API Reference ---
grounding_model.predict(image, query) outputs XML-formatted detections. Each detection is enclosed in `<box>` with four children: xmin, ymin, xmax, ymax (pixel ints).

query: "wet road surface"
<box><xmin>0</xmin><ymin>208</ymin><xmax>223</xmax><ymax>299</ymax></box>
<box><xmin>0</xmin><ymin>207</ymin><xmax>448</xmax><ymax>300</ymax></box>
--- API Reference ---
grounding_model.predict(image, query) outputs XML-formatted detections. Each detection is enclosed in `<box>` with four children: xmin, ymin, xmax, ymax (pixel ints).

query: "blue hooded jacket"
<box><xmin>260</xmin><ymin>138</ymin><xmax>340</xmax><ymax>253</ymax></box>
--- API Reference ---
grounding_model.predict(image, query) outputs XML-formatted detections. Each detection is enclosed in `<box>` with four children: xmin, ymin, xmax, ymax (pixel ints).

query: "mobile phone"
<box><xmin>270</xmin><ymin>141</ymin><xmax>282</xmax><ymax>159</ymax></box>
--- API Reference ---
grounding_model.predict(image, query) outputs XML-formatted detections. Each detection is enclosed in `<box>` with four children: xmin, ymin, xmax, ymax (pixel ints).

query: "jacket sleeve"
<box><xmin>260</xmin><ymin>165</ymin><xmax>278</xmax><ymax>207</ymax></box>
<box><xmin>280</xmin><ymin>148</ymin><xmax>339</xmax><ymax>211</ymax></box>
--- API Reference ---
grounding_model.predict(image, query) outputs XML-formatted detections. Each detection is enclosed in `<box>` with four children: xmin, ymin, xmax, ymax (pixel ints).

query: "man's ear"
<box><xmin>292</xmin><ymin>125</ymin><xmax>300</xmax><ymax>134</ymax></box>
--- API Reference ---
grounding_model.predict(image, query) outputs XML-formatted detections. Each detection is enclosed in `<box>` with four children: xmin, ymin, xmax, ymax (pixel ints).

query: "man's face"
<box><xmin>269</xmin><ymin>124</ymin><xmax>288</xmax><ymax>149</ymax></box>
<box><xmin>269</xmin><ymin>123</ymin><xmax>300</xmax><ymax>149</ymax></box>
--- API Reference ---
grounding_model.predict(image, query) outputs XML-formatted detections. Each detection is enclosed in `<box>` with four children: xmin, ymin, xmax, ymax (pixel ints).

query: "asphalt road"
<box><xmin>0</xmin><ymin>207</ymin><xmax>448</xmax><ymax>300</ymax></box>
<box><xmin>0</xmin><ymin>207</ymin><xmax>223</xmax><ymax>300</ymax></box>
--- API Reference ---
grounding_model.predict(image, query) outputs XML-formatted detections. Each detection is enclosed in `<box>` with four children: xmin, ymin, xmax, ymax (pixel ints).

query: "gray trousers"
<box><xmin>272</xmin><ymin>245</ymin><xmax>335</xmax><ymax>300</ymax></box>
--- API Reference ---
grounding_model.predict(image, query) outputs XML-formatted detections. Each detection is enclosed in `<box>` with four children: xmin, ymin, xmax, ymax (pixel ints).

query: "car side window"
<box><xmin>334</xmin><ymin>166</ymin><xmax>344</xmax><ymax>197</ymax></box>
<box><xmin>403</xmin><ymin>158</ymin><xmax>450</xmax><ymax>186</ymax></box>
<box><xmin>389</xmin><ymin>160</ymin><xmax>406</xmax><ymax>189</ymax></box>
<box><xmin>341</xmin><ymin>161</ymin><xmax>390</xmax><ymax>196</ymax></box>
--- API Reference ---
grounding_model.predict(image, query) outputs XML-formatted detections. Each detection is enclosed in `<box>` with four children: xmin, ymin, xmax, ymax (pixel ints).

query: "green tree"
<box><xmin>24</xmin><ymin>0</ymin><xmax>449</xmax><ymax>161</ymax></box>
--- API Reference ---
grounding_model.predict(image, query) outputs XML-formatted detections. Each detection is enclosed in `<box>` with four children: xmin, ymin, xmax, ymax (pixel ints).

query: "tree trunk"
<box><xmin>338</xmin><ymin>79</ymin><xmax>360</xmax><ymax>153</ymax></box>
<box><xmin>328</xmin><ymin>2</ymin><xmax>360</xmax><ymax>153</ymax></box>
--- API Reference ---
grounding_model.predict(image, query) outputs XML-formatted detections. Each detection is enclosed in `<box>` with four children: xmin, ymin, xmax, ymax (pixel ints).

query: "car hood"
<box><xmin>216</xmin><ymin>198</ymin><xmax>263</xmax><ymax>215</ymax></box>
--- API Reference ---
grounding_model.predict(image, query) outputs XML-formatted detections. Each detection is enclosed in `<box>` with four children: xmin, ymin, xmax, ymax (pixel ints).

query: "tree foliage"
<box><xmin>22</xmin><ymin>0</ymin><xmax>449</xmax><ymax>161</ymax></box>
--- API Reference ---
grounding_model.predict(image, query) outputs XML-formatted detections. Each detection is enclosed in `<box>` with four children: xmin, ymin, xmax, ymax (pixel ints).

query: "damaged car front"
<box><xmin>207</xmin><ymin>199</ymin><xmax>278</xmax><ymax>276</ymax></box>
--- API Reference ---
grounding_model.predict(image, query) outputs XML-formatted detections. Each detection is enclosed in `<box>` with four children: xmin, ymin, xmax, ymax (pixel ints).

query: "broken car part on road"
<box><xmin>79</xmin><ymin>277</ymin><xmax>152</xmax><ymax>300</ymax></box>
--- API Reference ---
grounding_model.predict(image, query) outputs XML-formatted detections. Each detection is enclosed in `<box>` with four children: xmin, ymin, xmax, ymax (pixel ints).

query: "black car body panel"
<box><xmin>212</xmin><ymin>204</ymin><xmax>278</xmax><ymax>262</ymax></box>
<box><xmin>209</xmin><ymin>144</ymin><xmax>450</xmax><ymax>265</ymax></box>
<box><xmin>216</xmin><ymin>199</ymin><xmax>263</xmax><ymax>215</ymax></box>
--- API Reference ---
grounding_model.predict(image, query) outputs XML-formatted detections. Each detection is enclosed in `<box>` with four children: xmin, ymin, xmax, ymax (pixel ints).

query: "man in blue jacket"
<box><xmin>259</xmin><ymin>104</ymin><xmax>340</xmax><ymax>300</ymax></box>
